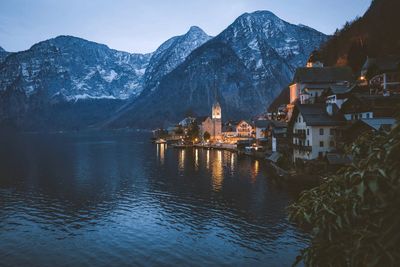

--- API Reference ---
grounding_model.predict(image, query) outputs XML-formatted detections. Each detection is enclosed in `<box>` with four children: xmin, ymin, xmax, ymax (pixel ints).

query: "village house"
<box><xmin>222</xmin><ymin>120</ymin><xmax>238</xmax><ymax>140</ymax></box>
<box><xmin>340</xmin><ymin>94</ymin><xmax>400</xmax><ymax>121</ymax></box>
<box><xmin>289</xmin><ymin>103</ymin><xmax>346</xmax><ymax>162</ymax></box>
<box><xmin>178</xmin><ymin>117</ymin><xmax>196</xmax><ymax>127</ymax></box>
<box><xmin>255</xmin><ymin>120</ymin><xmax>288</xmax><ymax>152</ymax></box>
<box><xmin>343</xmin><ymin>118</ymin><xmax>397</xmax><ymax>143</ymax></box>
<box><xmin>286</xmin><ymin>51</ymin><xmax>354</xmax><ymax>120</ymax></box>
<box><xmin>236</xmin><ymin>120</ymin><xmax>254</xmax><ymax>138</ymax></box>
<box><xmin>360</xmin><ymin>56</ymin><xmax>400</xmax><ymax>95</ymax></box>
<box><xmin>323</xmin><ymin>84</ymin><xmax>356</xmax><ymax>109</ymax></box>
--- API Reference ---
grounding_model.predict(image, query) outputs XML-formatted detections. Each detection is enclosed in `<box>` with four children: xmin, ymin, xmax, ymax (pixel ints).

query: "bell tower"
<box><xmin>212</xmin><ymin>101</ymin><xmax>221</xmax><ymax>119</ymax></box>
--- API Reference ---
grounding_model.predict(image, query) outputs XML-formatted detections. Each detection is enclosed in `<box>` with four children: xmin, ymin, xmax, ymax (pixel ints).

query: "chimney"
<box><xmin>326</xmin><ymin>103</ymin><xmax>333</xmax><ymax>116</ymax></box>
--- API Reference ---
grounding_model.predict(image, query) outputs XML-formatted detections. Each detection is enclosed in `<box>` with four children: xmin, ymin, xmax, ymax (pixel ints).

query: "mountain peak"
<box><xmin>142</xmin><ymin>25</ymin><xmax>212</xmax><ymax>92</ymax></box>
<box><xmin>188</xmin><ymin>25</ymin><xmax>204</xmax><ymax>33</ymax></box>
<box><xmin>185</xmin><ymin>26</ymin><xmax>210</xmax><ymax>39</ymax></box>
<box><xmin>0</xmin><ymin>46</ymin><xmax>5</xmax><ymax>52</ymax></box>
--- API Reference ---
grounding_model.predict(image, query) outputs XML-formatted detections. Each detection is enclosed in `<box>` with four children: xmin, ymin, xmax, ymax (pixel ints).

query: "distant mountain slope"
<box><xmin>107</xmin><ymin>11</ymin><xmax>328</xmax><ymax>129</ymax></box>
<box><xmin>318</xmin><ymin>0</ymin><xmax>400</xmax><ymax>72</ymax></box>
<box><xmin>0</xmin><ymin>36</ymin><xmax>151</xmax><ymax>101</ymax></box>
<box><xmin>0</xmin><ymin>46</ymin><xmax>11</xmax><ymax>63</ymax></box>
<box><xmin>0</xmin><ymin>36</ymin><xmax>152</xmax><ymax>130</ymax></box>
<box><xmin>143</xmin><ymin>26</ymin><xmax>212</xmax><ymax>93</ymax></box>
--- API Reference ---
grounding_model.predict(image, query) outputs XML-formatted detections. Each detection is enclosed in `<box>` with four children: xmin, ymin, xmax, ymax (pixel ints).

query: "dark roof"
<box><xmin>292</xmin><ymin>66</ymin><xmax>354</xmax><ymax>84</ymax></box>
<box><xmin>341</xmin><ymin>94</ymin><xmax>400</xmax><ymax>114</ymax></box>
<box><xmin>362</xmin><ymin>56</ymin><xmax>400</xmax><ymax>73</ymax></box>
<box><xmin>254</xmin><ymin>120</ymin><xmax>271</xmax><ymax>128</ymax></box>
<box><xmin>268</xmin><ymin>87</ymin><xmax>289</xmax><ymax>112</ymax></box>
<box><xmin>195</xmin><ymin>116</ymin><xmax>209</xmax><ymax>124</ymax></box>
<box><xmin>271</xmin><ymin>120</ymin><xmax>287</xmax><ymax>128</ymax></box>
<box><xmin>222</xmin><ymin>125</ymin><xmax>236</xmax><ymax>132</ymax></box>
<box><xmin>360</xmin><ymin>118</ymin><xmax>396</xmax><ymax>130</ymax></box>
<box><xmin>238</xmin><ymin>120</ymin><xmax>254</xmax><ymax>127</ymax></box>
<box><xmin>328</xmin><ymin>84</ymin><xmax>356</xmax><ymax>95</ymax></box>
<box><xmin>294</xmin><ymin>103</ymin><xmax>346</xmax><ymax>126</ymax></box>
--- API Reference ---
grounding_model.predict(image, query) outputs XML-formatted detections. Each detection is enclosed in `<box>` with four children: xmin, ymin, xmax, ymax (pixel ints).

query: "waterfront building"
<box><xmin>236</xmin><ymin>120</ymin><xmax>254</xmax><ymax>138</ymax></box>
<box><xmin>289</xmin><ymin>103</ymin><xmax>346</xmax><ymax>162</ymax></box>
<box><xmin>199</xmin><ymin>101</ymin><xmax>222</xmax><ymax>141</ymax></box>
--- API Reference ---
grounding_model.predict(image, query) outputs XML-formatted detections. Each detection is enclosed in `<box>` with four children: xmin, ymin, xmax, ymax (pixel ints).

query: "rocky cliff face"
<box><xmin>0</xmin><ymin>36</ymin><xmax>152</xmax><ymax>129</ymax></box>
<box><xmin>107</xmin><ymin>11</ymin><xmax>328</xmax><ymax>128</ymax></box>
<box><xmin>0</xmin><ymin>46</ymin><xmax>11</xmax><ymax>63</ymax></box>
<box><xmin>143</xmin><ymin>26</ymin><xmax>212</xmax><ymax>94</ymax></box>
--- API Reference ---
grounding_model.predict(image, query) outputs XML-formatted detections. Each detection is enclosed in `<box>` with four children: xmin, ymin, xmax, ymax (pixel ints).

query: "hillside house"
<box><xmin>287</xmin><ymin>58</ymin><xmax>354</xmax><ymax>120</ymax></box>
<box><xmin>361</xmin><ymin>56</ymin><xmax>400</xmax><ymax>95</ymax></box>
<box><xmin>289</xmin><ymin>103</ymin><xmax>346</xmax><ymax>162</ymax></box>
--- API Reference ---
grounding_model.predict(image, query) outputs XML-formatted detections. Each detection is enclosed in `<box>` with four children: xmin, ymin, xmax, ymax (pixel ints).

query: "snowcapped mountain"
<box><xmin>143</xmin><ymin>26</ymin><xmax>212</xmax><ymax>93</ymax></box>
<box><xmin>0</xmin><ymin>36</ymin><xmax>151</xmax><ymax>101</ymax></box>
<box><xmin>107</xmin><ymin>11</ymin><xmax>328</xmax><ymax>128</ymax></box>
<box><xmin>0</xmin><ymin>36</ymin><xmax>153</xmax><ymax>129</ymax></box>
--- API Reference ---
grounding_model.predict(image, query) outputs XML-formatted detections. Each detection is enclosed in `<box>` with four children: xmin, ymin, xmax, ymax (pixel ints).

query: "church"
<box><xmin>199</xmin><ymin>101</ymin><xmax>222</xmax><ymax>141</ymax></box>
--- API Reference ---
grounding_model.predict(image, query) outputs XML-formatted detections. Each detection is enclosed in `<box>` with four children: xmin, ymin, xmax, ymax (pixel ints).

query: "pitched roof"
<box><xmin>328</xmin><ymin>84</ymin><xmax>356</xmax><ymax>95</ymax></box>
<box><xmin>360</xmin><ymin>118</ymin><xmax>396</xmax><ymax>130</ymax></box>
<box><xmin>292</xmin><ymin>66</ymin><xmax>354</xmax><ymax>84</ymax></box>
<box><xmin>341</xmin><ymin>94</ymin><xmax>400</xmax><ymax>114</ymax></box>
<box><xmin>294</xmin><ymin>103</ymin><xmax>346</xmax><ymax>126</ymax></box>
<box><xmin>195</xmin><ymin>116</ymin><xmax>209</xmax><ymax>124</ymax></box>
<box><xmin>254</xmin><ymin>120</ymin><xmax>271</xmax><ymax>128</ymax></box>
<box><xmin>362</xmin><ymin>56</ymin><xmax>400</xmax><ymax>73</ymax></box>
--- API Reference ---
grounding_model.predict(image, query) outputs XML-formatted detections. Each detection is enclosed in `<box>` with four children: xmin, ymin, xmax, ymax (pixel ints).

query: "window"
<box><xmin>318</xmin><ymin>152</ymin><xmax>323</xmax><ymax>158</ymax></box>
<box><xmin>320</xmin><ymin>141</ymin><xmax>324</xmax><ymax>147</ymax></box>
<box><xmin>307</xmin><ymin>129</ymin><xmax>310</xmax><ymax>135</ymax></box>
<box><xmin>330</xmin><ymin>128</ymin><xmax>334</xmax><ymax>135</ymax></box>
<box><xmin>307</xmin><ymin>140</ymin><xmax>310</xmax><ymax>146</ymax></box>
<box><xmin>366</xmin><ymin>113</ymin><xmax>370</xmax><ymax>118</ymax></box>
<box><xmin>319</xmin><ymin>128</ymin><xmax>324</xmax><ymax>135</ymax></box>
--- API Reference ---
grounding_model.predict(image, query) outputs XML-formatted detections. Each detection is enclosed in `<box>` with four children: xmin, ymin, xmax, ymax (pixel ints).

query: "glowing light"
<box><xmin>178</xmin><ymin>149</ymin><xmax>185</xmax><ymax>171</ymax></box>
<box><xmin>159</xmin><ymin>143</ymin><xmax>165</xmax><ymax>165</ymax></box>
<box><xmin>212</xmin><ymin>150</ymin><xmax>223</xmax><ymax>191</ymax></box>
<box><xmin>195</xmin><ymin>149</ymin><xmax>199</xmax><ymax>170</ymax></box>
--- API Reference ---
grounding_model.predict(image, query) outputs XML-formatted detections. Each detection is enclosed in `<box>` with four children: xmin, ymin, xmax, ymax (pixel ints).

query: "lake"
<box><xmin>0</xmin><ymin>131</ymin><xmax>308</xmax><ymax>267</ymax></box>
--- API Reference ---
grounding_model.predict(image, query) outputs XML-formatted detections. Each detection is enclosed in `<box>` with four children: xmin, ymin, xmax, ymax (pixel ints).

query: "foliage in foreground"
<box><xmin>288</xmin><ymin>121</ymin><xmax>400</xmax><ymax>266</ymax></box>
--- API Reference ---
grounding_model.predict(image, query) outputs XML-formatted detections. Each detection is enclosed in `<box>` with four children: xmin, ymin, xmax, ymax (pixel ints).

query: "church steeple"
<box><xmin>212</xmin><ymin>101</ymin><xmax>221</xmax><ymax>119</ymax></box>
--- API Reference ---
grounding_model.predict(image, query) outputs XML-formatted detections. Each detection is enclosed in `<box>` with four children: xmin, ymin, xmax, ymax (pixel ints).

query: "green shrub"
<box><xmin>288</xmin><ymin>121</ymin><xmax>400</xmax><ymax>266</ymax></box>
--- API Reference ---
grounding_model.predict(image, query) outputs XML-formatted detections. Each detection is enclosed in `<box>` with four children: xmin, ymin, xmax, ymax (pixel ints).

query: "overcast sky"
<box><xmin>0</xmin><ymin>0</ymin><xmax>371</xmax><ymax>53</ymax></box>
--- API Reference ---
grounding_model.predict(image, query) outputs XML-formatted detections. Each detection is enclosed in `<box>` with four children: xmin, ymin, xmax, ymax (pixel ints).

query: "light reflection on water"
<box><xmin>0</xmin><ymin>131</ymin><xmax>308</xmax><ymax>267</ymax></box>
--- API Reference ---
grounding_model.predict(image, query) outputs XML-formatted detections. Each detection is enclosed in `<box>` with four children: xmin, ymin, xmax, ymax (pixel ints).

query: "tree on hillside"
<box><xmin>288</xmin><ymin>118</ymin><xmax>400</xmax><ymax>266</ymax></box>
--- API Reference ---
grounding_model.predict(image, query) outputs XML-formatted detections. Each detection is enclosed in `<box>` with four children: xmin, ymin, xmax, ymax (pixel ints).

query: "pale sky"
<box><xmin>0</xmin><ymin>0</ymin><xmax>371</xmax><ymax>54</ymax></box>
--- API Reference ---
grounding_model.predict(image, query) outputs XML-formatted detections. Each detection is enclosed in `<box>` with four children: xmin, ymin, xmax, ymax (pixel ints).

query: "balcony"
<box><xmin>292</xmin><ymin>132</ymin><xmax>306</xmax><ymax>139</ymax></box>
<box><xmin>292</xmin><ymin>144</ymin><xmax>312</xmax><ymax>152</ymax></box>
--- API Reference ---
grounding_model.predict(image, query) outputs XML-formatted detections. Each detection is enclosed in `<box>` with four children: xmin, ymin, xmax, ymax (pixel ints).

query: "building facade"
<box><xmin>200</xmin><ymin>102</ymin><xmax>222</xmax><ymax>141</ymax></box>
<box><xmin>290</xmin><ymin>103</ymin><xmax>345</xmax><ymax>162</ymax></box>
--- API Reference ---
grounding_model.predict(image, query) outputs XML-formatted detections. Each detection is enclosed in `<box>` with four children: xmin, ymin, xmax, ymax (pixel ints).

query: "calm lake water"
<box><xmin>0</xmin><ymin>131</ymin><xmax>308</xmax><ymax>267</ymax></box>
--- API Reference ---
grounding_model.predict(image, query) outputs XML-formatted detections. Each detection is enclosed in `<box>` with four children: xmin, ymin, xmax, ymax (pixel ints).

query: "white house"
<box><xmin>289</xmin><ymin>103</ymin><xmax>346</xmax><ymax>162</ymax></box>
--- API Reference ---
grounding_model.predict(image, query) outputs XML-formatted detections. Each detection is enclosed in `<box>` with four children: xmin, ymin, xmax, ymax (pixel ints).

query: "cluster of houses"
<box><xmin>286</xmin><ymin>52</ymin><xmax>399</xmax><ymax>163</ymax></box>
<box><xmin>154</xmin><ymin>52</ymin><xmax>400</xmax><ymax>165</ymax></box>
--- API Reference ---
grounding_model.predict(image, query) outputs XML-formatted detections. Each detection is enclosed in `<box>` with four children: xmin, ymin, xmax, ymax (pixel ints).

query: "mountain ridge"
<box><xmin>106</xmin><ymin>10</ymin><xmax>328</xmax><ymax>129</ymax></box>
